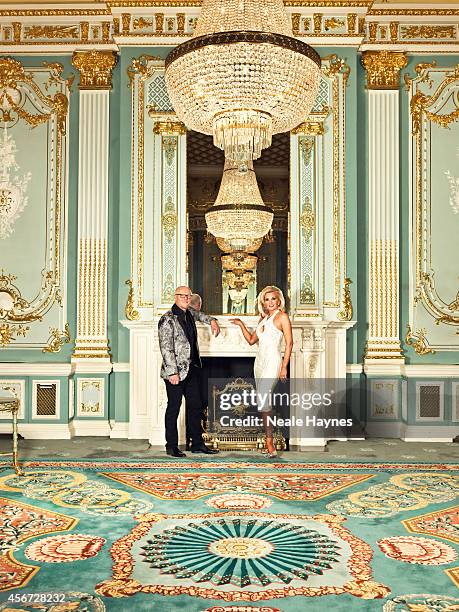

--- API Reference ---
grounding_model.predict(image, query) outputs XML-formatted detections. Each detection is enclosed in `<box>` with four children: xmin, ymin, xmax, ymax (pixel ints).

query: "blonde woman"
<box><xmin>231</xmin><ymin>286</ymin><xmax>293</xmax><ymax>456</ymax></box>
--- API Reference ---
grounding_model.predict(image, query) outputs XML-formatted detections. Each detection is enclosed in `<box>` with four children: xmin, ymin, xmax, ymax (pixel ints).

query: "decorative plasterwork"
<box><xmin>362</xmin><ymin>51</ymin><xmax>407</xmax><ymax>90</ymax></box>
<box><xmin>124</xmin><ymin>279</ymin><xmax>139</xmax><ymax>321</ymax></box>
<box><xmin>129</xmin><ymin>55</ymin><xmax>186</xmax><ymax>315</ymax></box>
<box><xmin>0</xmin><ymin>59</ymin><xmax>69</xmax><ymax>348</ymax></box>
<box><xmin>408</xmin><ymin>63</ymin><xmax>459</xmax><ymax>350</ymax></box>
<box><xmin>72</xmin><ymin>50</ymin><xmax>117</xmax><ymax>90</ymax></box>
<box><xmin>43</xmin><ymin>323</ymin><xmax>71</xmax><ymax>354</ymax></box>
<box><xmin>405</xmin><ymin>324</ymin><xmax>435</xmax><ymax>356</ymax></box>
<box><xmin>290</xmin><ymin>54</ymin><xmax>347</xmax><ymax>317</ymax></box>
<box><xmin>2</xmin><ymin>4</ymin><xmax>459</xmax><ymax>51</ymax></box>
<box><xmin>337</xmin><ymin>277</ymin><xmax>353</xmax><ymax>321</ymax></box>
<box><xmin>76</xmin><ymin>377</ymin><xmax>105</xmax><ymax>417</ymax></box>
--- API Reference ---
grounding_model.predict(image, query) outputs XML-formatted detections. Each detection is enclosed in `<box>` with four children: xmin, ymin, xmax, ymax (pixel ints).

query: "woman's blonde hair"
<box><xmin>256</xmin><ymin>285</ymin><xmax>285</xmax><ymax>316</ymax></box>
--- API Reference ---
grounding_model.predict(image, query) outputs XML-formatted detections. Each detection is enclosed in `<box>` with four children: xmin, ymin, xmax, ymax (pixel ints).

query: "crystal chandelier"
<box><xmin>165</xmin><ymin>0</ymin><xmax>321</xmax><ymax>162</ymax></box>
<box><xmin>205</xmin><ymin>159</ymin><xmax>273</xmax><ymax>247</ymax></box>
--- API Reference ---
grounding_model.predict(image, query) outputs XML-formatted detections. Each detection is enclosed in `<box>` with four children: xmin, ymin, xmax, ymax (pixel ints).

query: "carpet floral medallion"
<box><xmin>95</xmin><ymin>511</ymin><xmax>388</xmax><ymax>601</ymax></box>
<box><xmin>0</xmin><ymin>459</ymin><xmax>457</xmax><ymax>612</ymax></box>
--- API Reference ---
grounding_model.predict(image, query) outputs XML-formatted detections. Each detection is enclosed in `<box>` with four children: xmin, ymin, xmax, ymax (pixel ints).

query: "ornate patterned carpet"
<box><xmin>0</xmin><ymin>457</ymin><xmax>458</xmax><ymax>611</ymax></box>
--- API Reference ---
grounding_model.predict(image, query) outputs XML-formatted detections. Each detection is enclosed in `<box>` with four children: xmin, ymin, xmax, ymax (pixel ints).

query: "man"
<box><xmin>158</xmin><ymin>286</ymin><xmax>220</xmax><ymax>457</ymax></box>
<box><xmin>186</xmin><ymin>293</ymin><xmax>205</xmax><ymax>450</ymax></box>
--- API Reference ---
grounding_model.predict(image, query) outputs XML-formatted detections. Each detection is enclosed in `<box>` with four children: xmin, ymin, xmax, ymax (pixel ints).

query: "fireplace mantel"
<box><xmin>121</xmin><ymin>316</ymin><xmax>355</xmax><ymax>448</ymax></box>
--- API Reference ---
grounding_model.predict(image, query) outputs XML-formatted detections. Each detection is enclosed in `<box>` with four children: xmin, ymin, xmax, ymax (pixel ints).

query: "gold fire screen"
<box><xmin>204</xmin><ymin>377</ymin><xmax>286</xmax><ymax>451</ymax></box>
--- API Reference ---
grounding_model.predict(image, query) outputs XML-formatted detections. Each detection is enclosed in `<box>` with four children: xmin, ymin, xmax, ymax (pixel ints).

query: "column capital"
<box><xmin>361</xmin><ymin>51</ymin><xmax>408</xmax><ymax>90</ymax></box>
<box><xmin>152</xmin><ymin>119</ymin><xmax>186</xmax><ymax>135</ymax></box>
<box><xmin>291</xmin><ymin>121</ymin><xmax>325</xmax><ymax>136</ymax></box>
<box><xmin>72</xmin><ymin>50</ymin><xmax>117</xmax><ymax>91</ymax></box>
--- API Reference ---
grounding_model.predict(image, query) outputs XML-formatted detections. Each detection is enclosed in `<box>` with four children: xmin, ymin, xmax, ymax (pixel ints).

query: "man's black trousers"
<box><xmin>164</xmin><ymin>366</ymin><xmax>203</xmax><ymax>450</ymax></box>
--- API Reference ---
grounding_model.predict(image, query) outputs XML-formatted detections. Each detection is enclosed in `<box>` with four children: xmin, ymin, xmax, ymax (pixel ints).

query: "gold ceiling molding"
<box><xmin>369</xmin><ymin>9</ymin><xmax>459</xmax><ymax>17</ymax></box>
<box><xmin>361</xmin><ymin>51</ymin><xmax>408</xmax><ymax>90</ymax></box>
<box><xmin>0</xmin><ymin>9</ymin><xmax>111</xmax><ymax>16</ymax></box>
<box><xmin>72</xmin><ymin>50</ymin><xmax>118</xmax><ymax>90</ymax></box>
<box><xmin>107</xmin><ymin>0</ymin><xmax>373</xmax><ymax>6</ymax></box>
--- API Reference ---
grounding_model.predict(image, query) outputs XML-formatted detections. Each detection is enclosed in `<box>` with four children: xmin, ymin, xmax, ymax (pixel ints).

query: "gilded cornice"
<box><xmin>2</xmin><ymin>2</ymin><xmax>459</xmax><ymax>49</ymax></box>
<box><xmin>361</xmin><ymin>50</ymin><xmax>408</xmax><ymax>90</ymax></box>
<box><xmin>72</xmin><ymin>50</ymin><xmax>117</xmax><ymax>90</ymax></box>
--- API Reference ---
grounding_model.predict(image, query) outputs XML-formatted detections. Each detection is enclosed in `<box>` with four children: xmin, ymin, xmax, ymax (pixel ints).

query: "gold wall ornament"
<box><xmin>0</xmin><ymin>322</ymin><xmax>29</xmax><ymax>347</ymax></box>
<box><xmin>300</xmin><ymin>197</ymin><xmax>315</xmax><ymax>241</ymax></box>
<box><xmin>72</xmin><ymin>50</ymin><xmax>118</xmax><ymax>90</ymax></box>
<box><xmin>23</xmin><ymin>25</ymin><xmax>79</xmax><ymax>40</ymax></box>
<box><xmin>292</xmin><ymin>121</ymin><xmax>325</xmax><ymax>136</ymax></box>
<box><xmin>291</xmin><ymin>13</ymin><xmax>301</xmax><ymax>36</ymax></box>
<box><xmin>162</xmin><ymin>196</ymin><xmax>178</xmax><ymax>243</ymax></box>
<box><xmin>324</xmin><ymin>17</ymin><xmax>344</xmax><ymax>31</ymax></box>
<box><xmin>133</xmin><ymin>17</ymin><xmax>153</xmax><ymax>29</ymax></box>
<box><xmin>347</xmin><ymin>13</ymin><xmax>357</xmax><ymax>35</ymax></box>
<box><xmin>0</xmin><ymin>270</ymin><xmax>36</xmax><ymax>322</ymax></box>
<box><xmin>411</xmin><ymin>90</ymin><xmax>459</xmax><ymax>135</ymax></box>
<box><xmin>300</xmin><ymin>274</ymin><xmax>315</xmax><ymax>304</ymax></box>
<box><xmin>155</xmin><ymin>12</ymin><xmax>165</xmax><ymax>34</ymax></box>
<box><xmin>322</xmin><ymin>54</ymin><xmax>351</xmax><ymax>85</ymax></box>
<box><xmin>161</xmin><ymin>136</ymin><xmax>177</xmax><ymax>166</ymax></box>
<box><xmin>389</xmin><ymin>21</ymin><xmax>398</xmax><ymax>43</ymax></box>
<box><xmin>337</xmin><ymin>277</ymin><xmax>353</xmax><ymax>321</ymax></box>
<box><xmin>127</xmin><ymin>54</ymin><xmax>163</xmax><ymax>87</ymax></box>
<box><xmin>153</xmin><ymin>120</ymin><xmax>186</xmax><ymax>135</ymax></box>
<box><xmin>124</xmin><ymin>279</ymin><xmax>140</xmax><ymax>320</ymax></box>
<box><xmin>404</xmin><ymin>61</ymin><xmax>437</xmax><ymax>92</ymax></box>
<box><xmin>313</xmin><ymin>13</ymin><xmax>323</xmax><ymax>34</ymax></box>
<box><xmin>361</xmin><ymin>51</ymin><xmax>408</xmax><ymax>90</ymax></box>
<box><xmin>401</xmin><ymin>25</ymin><xmax>456</xmax><ymax>40</ymax></box>
<box><xmin>42</xmin><ymin>322</ymin><xmax>71</xmax><ymax>353</ymax></box>
<box><xmin>405</xmin><ymin>324</ymin><xmax>435</xmax><ymax>356</ymax></box>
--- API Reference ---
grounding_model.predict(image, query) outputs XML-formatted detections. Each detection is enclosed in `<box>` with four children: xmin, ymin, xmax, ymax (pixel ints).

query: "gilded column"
<box><xmin>362</xmin><ymin>51</ymin><xmax>407</xmax><ymax>363</ymax></box>
<box><xmin>71</xmin><ymin>51</ymin><xmax>117</xmax><ymax>362</ymax></box>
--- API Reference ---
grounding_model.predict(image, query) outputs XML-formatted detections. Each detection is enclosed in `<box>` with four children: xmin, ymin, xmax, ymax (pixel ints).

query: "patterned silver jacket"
<box><xmin>158</xmin><ymin>306</ymin><xmax>217</xmax><ymax>381</ymax></box>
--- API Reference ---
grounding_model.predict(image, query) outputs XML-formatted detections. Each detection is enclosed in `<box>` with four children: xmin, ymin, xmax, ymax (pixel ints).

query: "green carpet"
<box><xmin>0</xmin><ymin>457</ymin><xmax>458</xmax><ymax>611</ymax></box>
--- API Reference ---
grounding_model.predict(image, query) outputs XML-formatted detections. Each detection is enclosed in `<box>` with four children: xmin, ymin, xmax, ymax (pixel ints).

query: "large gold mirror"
<box><xmin>187</xmin><ymin>131</ymin><xmax>289</xmax><ymax>315</ymax></box>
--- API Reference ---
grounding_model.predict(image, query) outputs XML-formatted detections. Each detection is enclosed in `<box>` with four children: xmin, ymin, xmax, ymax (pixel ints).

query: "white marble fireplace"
<box><xmin>121</xmin><ymin>316</ymin><xmax>355</xmax><ymax>449</ymax></box>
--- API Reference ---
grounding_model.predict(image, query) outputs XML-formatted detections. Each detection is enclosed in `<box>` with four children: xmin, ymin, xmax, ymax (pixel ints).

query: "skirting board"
<box><xmin>69</xmin><ymin>420</ymin><xmax>111</xmax><ymax>437</ymax></box>
<box><xmin>366</xmin><ymin>422</ymin><xmax>456</xmax><ymax>442</ymax></box>
<box><xmin>401</xmin><ymin>425</ymin><xmax>457</xmax><ymax>442</ymax></box>
<box><xmin>109</xmin><ymin>422</ymin><xmax>130</xmax><ymax>439</ymax></box>
<box><xmin>0</xmin><ymin>423</ymin><xmax>73</xmax><ymax>439</ymax></box>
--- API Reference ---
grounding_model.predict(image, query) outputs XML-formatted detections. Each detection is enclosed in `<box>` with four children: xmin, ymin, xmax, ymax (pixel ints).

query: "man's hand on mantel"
<box><xmin>210</xmin><ymin>320</ymin><xmax>220</xmax><ymax>337</ymax></box>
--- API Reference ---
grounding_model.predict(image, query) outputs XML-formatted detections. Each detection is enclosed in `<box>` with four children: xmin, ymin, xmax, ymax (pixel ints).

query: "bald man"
<box><xmin>158</xmin><ymin>286</ymin><xmax>220</xmax><ymax>457</ymax></box>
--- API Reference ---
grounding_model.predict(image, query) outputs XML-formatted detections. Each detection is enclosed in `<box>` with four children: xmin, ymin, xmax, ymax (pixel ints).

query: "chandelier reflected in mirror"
<box><xmin>205</xmin><ymin>159</ymin><xmax>273</xmax><ymax>248</ymax></box>
<box><xmin>165</xmin><ymin>0</ymin><xmax>322</xmax><ymax>162</ymax></box>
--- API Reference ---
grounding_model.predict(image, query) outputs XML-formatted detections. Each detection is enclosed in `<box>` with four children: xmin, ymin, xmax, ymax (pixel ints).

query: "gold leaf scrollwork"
<box><xmin>124</xmin><ymin>279</ymin><xmax>139</xmax><ymax>321</ymax></box>
<box><xmin>0</xmin><ymin>58</ymin><xmax>68</xmax><ymax>131</ymax></box>
<box><xmin>322</xmin><ymin>54</ymin><xmax>351</xmax><ymax>85</ymax></box>
<box><xmin>337</xmin><ymin>277</ymin><xmax>353</xmax><ymax>321</ymax></box>
<box><xmin>405</xmin><ymin>324</ymin><xmax>435</xmax><ymax>356</ymax></box>
<box><xmin>162</xmin><ymin>196</ymin><xmax>177</xmax><ymax>243</ymax></box>
<box><xmin>153</xmin><ymin>120</ymin><xmax>186</xmax><ymax>136</ymax></box>
<box><xmin>300</xmin><ymin>274</ymin><xmax>315</xmax><ymax>304</ymax></box>
<box><xmin>411</xmin><ymin>90</ymin><xmax>459</xmax><ymax>135</ymax></box>
<box><xmin>161</xmin><ymin>136</ymin><xmax>177</xmax><ymax>166</ymax></box>
<box><xmin>42</xmin><ymin>322</ymin><xmax>71</xmax><ymax>353</ymax></box>
<box><xmin>71</xmin><ymin>50</ymin><xmax>117</xmax><ymax>90</ymax></box>
<box><xmin>0</xmin><ymin>322</ymin><xmax>29</xmax><ymax>347</ymax></box>
<box><xmin>300</xmin><ymin>197</ymin><xmax>315</xmax><ymax>241</ymax></box>
<box><xmin>361</xmin><ymin>51</ymin><xmax>408</xmax><ymax>90</ymax></box>
<box><xmin>127</xmin><ymin>54</ymin><xmax>163</xmax><ymax>87</ymax></box>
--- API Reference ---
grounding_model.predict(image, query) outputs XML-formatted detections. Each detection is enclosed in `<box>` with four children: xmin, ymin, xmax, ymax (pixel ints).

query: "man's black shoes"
<box><xmin>191</xmin><ymin>445</ymin><xmax>219</xmax><ymax>454</ymax></box>
<box><xmin>166</xmin><ymin>447</ymin><xmax>186</xmax><ymax>458</ymax></box>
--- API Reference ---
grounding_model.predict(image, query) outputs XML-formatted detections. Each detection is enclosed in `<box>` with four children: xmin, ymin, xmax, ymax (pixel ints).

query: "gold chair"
<box><xmin>0</xmin><ymin>397</ymin><xmax>23</xmax><ymax>475</ymax></box>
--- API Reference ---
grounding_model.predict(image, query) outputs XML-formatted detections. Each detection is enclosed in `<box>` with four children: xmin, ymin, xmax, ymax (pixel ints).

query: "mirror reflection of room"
<box><xmin>187</xmin><ymin>131</ymin><xmax>289</xmax><ymax>315</ymax></box>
